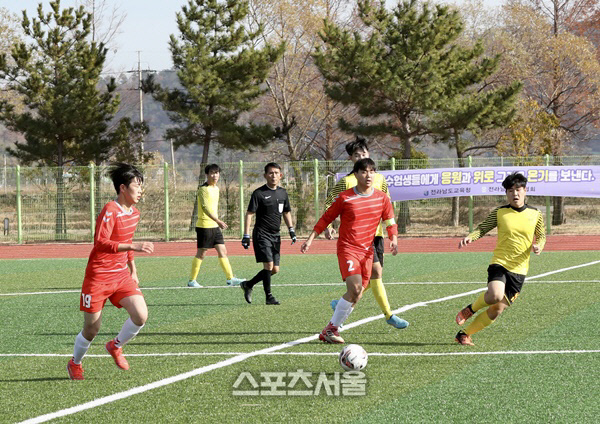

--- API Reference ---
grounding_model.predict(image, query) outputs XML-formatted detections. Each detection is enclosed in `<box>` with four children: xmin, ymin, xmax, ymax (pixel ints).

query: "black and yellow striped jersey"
<box><xmin>325</xmin><ymin>172</ymin><xmax>389</xmax><ymax>237</ymax></box>
<box><xmin>469</xmin><ymin>204</ymin><xmax>546</xmax><ymax>275</ymax></box>
<box><xmin>196</xmin><ymin>182</ymin><xmax>219</xmax><ymax>229</ymax></box>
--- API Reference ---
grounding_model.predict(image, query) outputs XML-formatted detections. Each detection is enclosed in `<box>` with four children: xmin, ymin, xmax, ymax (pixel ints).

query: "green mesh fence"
<box><xmin>1</xmin><ymin>155</ymin><xmax>599</xmax><ymax>244</ymax></box>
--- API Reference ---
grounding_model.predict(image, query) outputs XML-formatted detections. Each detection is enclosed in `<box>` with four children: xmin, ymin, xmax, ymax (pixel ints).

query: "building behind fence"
<box><xmin>1</xmin><ymin>156</ymin><xmax>599</xmax><ymax>244</ymax></box>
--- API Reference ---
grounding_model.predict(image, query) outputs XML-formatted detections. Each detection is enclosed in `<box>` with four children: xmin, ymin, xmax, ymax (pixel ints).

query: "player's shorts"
<box><xmin>80</xmin><ymin>271</ymin><xmax>143</xmax><ymax>313</ymax></box>
<box><xmin>487</xmin><ymin>264</ymin><xmax>526</xmax><ymax>304</ymax></box>
<box><xmin>195</xmin><ymin>227</ymin><xmax>225</xmax><ymax>249</ymax></box>
<box><xmin>372</xmin><ymin>236</ymin><xmax>384</xmax><ymax>265</ymax></box>
<box><xmin>252</xmin><ymin>229</ymin><xmax>281</xmax><ymax>265</ymax></box>
<box><xmin>337</xmin><ymin>249</ymin><xmax>374</xmax><ymax>288</ymax></box>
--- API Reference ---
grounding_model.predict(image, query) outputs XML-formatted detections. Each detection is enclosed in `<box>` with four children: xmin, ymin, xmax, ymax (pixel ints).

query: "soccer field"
<box><xmin>1</xmin><ymin>251</ymin><xmax>600</xmax><ymax>423</ymax></box>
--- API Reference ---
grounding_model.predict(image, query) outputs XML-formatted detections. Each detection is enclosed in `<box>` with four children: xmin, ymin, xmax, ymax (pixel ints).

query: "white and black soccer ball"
<box><xmin>339</xmin><ymin>344</ymin><xmax>368</xmax><ymax>371</ymax></box>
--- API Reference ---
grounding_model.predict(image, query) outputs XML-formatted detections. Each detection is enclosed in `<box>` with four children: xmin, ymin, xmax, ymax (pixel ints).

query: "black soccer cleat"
<box><xmin>265</xmin><ymin>295</ymin><xmax>280</xmax><ymax>305</ymax></box>
<box><xmin>241</xmin><ymin>280</ymin><xmax>252</xmax><ymax>304</ymax></box>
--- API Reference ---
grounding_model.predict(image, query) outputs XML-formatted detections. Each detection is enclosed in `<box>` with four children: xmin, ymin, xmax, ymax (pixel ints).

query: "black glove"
<box><xmin>241</xmin><ymin>234</ymin><xmax>250</xmax><ymax>249</ymax></box>
<box><xmin>289</xmin><ymin>227</ymin><xmax>297</xmax><ymax>245</ymax></box>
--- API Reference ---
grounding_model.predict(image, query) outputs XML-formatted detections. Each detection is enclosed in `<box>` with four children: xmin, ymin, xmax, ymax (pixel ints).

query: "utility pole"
<box><xmin>127</xmin><ymin>52</ymin><xmax>155</xmax><ymax>161</ymax></box>
<box><xmin>138</xmin><ymin>51</ymin><xmax>144</xmax><ymax>155</ymax></box>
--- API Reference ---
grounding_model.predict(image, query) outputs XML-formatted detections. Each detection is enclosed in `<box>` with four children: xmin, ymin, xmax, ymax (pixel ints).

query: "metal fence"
<box><xmin>1</xmin><ymin>155</ymin><xmax>599</xmax><ymax>244</ymax></box>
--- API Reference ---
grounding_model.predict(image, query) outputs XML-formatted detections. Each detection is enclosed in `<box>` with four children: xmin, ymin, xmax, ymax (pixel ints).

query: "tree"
<box><xmin>146</xmin><ymin>0</ymin><xmax>284</xmax><ymax>165</ymax></box>
<box><xmin>500</xmin><ymin>2</ymin><xmax>600</xmax><ymax>224</ymax></box>
<box><xmin>314</xmin><ymin>0</ymin><xmax>520</xmax><ymax>232</ymax></box>
<box><xmin>496</xmin><ymin>97</ymin><xmax>561</xmax><ymax>159</ymax></box>
<box><xmin>0</xmin><ymin>7</ymin><xmax>25</xmax><ymax>123</ymax></box>
<box><xmin>0</xmin><ymin>1</ymin><xmax>131</xmax><ymax>237</ymax></box>
<box><xmin>76</xmin><ymin>0</ymin><xmax>126</xmax><ymax>52</ymax></box>
<box><xmin>248</xmin><ymin>0</ymin><xmax>356</xmax><ymax>162</ymax></box>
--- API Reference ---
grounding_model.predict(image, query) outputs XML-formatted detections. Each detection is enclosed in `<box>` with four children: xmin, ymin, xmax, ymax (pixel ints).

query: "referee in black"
<box><xmin>241</xmin><ymin>162</ymin><xmax>296</xmax><ymax>305</ymax></box>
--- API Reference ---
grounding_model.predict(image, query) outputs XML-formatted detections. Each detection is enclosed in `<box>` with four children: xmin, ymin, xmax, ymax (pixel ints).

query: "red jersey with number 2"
<box><xmin>85</xmin><ymin>200</ymin><xmax>140</xmax><ymax>281</ymax></box>
<box><xmin>314</xmin><ymin>187</ymin><xmax>397</xmax><ymax>286</ymax></box>
<box><xmin>314</xmin><ymin>187</ymin><xmax>397</xmax><ymax>253</ymax></box>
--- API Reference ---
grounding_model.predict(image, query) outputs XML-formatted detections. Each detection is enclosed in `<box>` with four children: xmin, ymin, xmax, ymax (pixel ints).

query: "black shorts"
<box><xmin>372</xmin><ymin>236</ymin><xmax>384</xmax><ymax>265</ymax></box>
<box><xmin>252</xmin><ymin>229</ymin><xmax>281</xmax><ymax>265</ymax></box>
<box><xmin>487</xmin><ymin>264</ymin><xmax>526</xmax><ymax>304</ymax></box>
<box><xmin>195</xmin><ymin>227</ymin><xmax>225</xmax><ymax>249</ymax></box>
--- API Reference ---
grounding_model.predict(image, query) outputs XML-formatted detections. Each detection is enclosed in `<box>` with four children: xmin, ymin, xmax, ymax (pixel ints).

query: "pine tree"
<box><xmin>0</xmin><ymin>1</ymin><xmax>131</xmax><ymax>237</ymax></box>
<box><xmin>314</xmin><ymin>0</ymin><xmax>520</xmax><ymax>231</ymax></box>
<box><xmin>146</xmin><ymin>0</ymin><xmax>285</xmax><ymax>164</ymax></box>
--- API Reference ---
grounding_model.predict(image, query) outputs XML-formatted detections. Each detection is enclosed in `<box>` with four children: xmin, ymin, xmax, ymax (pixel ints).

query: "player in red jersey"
<box><xmin>67</xmin><ymin>163</ymin><xmax>154</xmax><ymax>380</ymax></box>
<box><xmin>301</xmin><ymin>158</ymin><xmax>399</xmax><ymax>344</ymax></box>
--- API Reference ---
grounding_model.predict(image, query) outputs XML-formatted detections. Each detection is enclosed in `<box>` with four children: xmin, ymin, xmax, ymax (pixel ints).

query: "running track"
<box><xmin>0</xmin><ymin>235</ymin><xmax>598</xmax><ymax>259</ymax></box>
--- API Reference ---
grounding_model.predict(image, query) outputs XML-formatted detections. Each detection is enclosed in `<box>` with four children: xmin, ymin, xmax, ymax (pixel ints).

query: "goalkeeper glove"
<box><xmin>241</xmin><ymin>234</ymin><xmax>250</xmax><ymax>249</ymax></box>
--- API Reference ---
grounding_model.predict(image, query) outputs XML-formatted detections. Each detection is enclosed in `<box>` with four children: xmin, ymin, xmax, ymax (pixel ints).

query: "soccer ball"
<box><xmin>339</xmin><ymin>344</ymin><xmax>368</xmax><ymax>371</ymax></box>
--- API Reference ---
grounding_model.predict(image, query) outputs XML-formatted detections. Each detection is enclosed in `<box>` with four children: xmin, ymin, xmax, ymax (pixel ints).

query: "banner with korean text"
<box><xmin>338</xmin><ymin>166</ymin><xmax>600</xmax><ymax>201</ymax></box>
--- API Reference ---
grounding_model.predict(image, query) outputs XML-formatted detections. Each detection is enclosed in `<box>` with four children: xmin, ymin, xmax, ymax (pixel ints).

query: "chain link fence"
<box><xmin>1</xmin><ymin>156</ymin><xmax>599</xmax><ymax>244</ymax></box>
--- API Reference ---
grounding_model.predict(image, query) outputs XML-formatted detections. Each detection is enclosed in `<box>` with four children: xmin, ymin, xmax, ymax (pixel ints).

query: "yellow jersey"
<box><xmin>195</xmin><ymin>183</ymin><xmax>220</xmax><ymax>229</ymax></box>
<box><xmin>469</xmin><ymin>204</ymin><xmax>546</xmax><ymax>275</ymax></box>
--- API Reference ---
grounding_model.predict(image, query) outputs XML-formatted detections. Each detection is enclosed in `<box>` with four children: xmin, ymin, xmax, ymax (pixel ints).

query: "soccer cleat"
<box><xmin>318</xmin><ymin>322</ymin><xmax>345</xmax><ymax>344</ymax></box>
<box><xmin>456</xmin><ymin>305</ymin><xmax>474</xmax><ymax>325</ymax></box>
<box><xmin>455</xmin><ymin>330</ymin><xmax>474</xmax><ymax>346</ymax></box>
<box><xmin>187</xmin><ymin>280</ymin><xmax>203</xmax><ymax>288</ymax></box>
<box><xmin>67</xmin><ymin>358</ymin><xmax>84</xmax><ymax>380</ymax></box>
<box><xmin>266</xmin><ymin>295</ymin><xmax>280</xmax><ymax>305</ymax></box>
<box><xmin>240</xmin><ymin>280</ymin><xmax>252</xmax><ymax>304</ymax></box>
<box><xmin>386</xmin><ymin>315</ymin><xmax>409</xmax><ymax>329</ymax></box>
<box><xmin>105</xmin><ymin>340</ymin><xmax>130</xmax><ymax>370</ymax></box>
<box><xmin>226</xmin><ymin>277</ymin><xmax>245</xmax><ymax>286</ymax></box>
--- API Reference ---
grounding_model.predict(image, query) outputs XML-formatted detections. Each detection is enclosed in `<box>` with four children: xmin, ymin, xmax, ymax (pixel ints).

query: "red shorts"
<box><xmin>337</xmin><ymin>249</ymin><xmax>374</xmax><ymax>288</ymax></box>
<box><xmin>80</xmin><ymin>271</ymin><xmax>143</xmax><ymax>313</ymax></box>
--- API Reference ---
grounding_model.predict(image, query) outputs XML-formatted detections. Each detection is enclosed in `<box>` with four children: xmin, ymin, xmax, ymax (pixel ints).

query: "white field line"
<box><xmin>3</xmin><ymin>278</ymin><xmax>600</xmax><ymax>297</ymax></box>
<box><xmin>16</xmin><ymin>260</ymin><xmax>600</xmax><ymax>424</ymax></box>
<box><xmin>4</xmin><ymin>349</ymin><xmax>600</xmax><ymax>359</ymax></box>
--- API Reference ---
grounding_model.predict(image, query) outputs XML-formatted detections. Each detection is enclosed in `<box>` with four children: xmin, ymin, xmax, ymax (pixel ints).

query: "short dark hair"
<box><xmin>502</xmin><ymin>172</ymin><xmax>527</xmax><ymax>190</ymax></box>
<box><xmin>264</xmin><ymin>162</ymin><xmax>281</xmax><ymax>174</ymax></box>
<box><xmin>353</xmin><ymin>158</ymin><xmax>376</xmax><ymax>174</ymax></box>
<box><xmin>109</xmin><ymin>163</ymin><xmax>144</xmax><ymax>195</ymax></box>
<box><xmin>345</xmin><ymin>136</ymin><xmax>369</xmax><ymax>156</ymax></box>
<box><xmin>205</xmin><ymin>164</ymin><xmax>221</xmax><ymax>174</ymax></box>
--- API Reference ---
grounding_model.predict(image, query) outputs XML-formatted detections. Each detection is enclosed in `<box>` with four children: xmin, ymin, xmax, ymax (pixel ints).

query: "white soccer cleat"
<box><xmin>226</xmin><ymin>277</ymin><xmax>245</xmax><ymax>286</ymax></box>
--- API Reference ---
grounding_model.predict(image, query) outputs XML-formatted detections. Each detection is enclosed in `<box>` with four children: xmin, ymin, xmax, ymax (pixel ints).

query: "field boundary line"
<box><xmin>18</xmin><ymin>260</ymin><xmax>600</xmax><ymax>424</ymax></box>
<box><xmin>4</xmin><ymin>276</ymin><xmax>600</xmax><ymax>298</ymax></box>
<box><xmin>5</xmin><ymin>349</ymin><xmax>600</xmax><ymax>359</ymax></box>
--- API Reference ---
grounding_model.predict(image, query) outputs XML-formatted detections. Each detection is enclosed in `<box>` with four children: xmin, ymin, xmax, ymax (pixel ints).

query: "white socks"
<box><xmin>73</xmin><ymin>332</ymin><xmax>92</xmax><ymax>364</ymax></box>
<box><xmin>115</xmin><ymin>318</ymin><xmax>144</xmax><ymax>348</ymax></box>
<box><xmin>331</xmin><ymin>297</ymin><xmax>354</xmax><ymax>327</ymax></box>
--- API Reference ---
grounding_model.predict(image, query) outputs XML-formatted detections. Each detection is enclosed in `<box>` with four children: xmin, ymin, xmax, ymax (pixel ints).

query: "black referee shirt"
<box><xmin>247</xmin><ymin>184</ymin><xmax>291</xmax><ymax>234</ymax></box>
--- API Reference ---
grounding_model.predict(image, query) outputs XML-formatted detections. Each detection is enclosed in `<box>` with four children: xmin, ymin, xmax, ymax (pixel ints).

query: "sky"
<box><xmin>2</xmin><ymin>0</ymin><xmax>503</xmax><ymax>73</ymax></box>
<box><xmin>2</xmin><ymin>0</ymin><xmax>187</xmax><ymax>72</ymax></box>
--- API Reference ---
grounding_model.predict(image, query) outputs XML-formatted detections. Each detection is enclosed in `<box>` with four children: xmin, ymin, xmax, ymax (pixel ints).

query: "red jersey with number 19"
<box><xmin>314</xmin><ymin>187</ymin><xmax>397</xmax><ymax>253</ymax></box>
<box><xmin>85</xmin><ymin>201</ymin><xmax>140</xmax><ymax>281</ymax></box>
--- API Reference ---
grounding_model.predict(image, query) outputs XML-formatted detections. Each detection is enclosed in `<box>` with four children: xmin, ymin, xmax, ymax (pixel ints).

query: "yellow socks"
<box><xmin>465</xmin><ymin>309</ymin><xmax>494</xmax><ymax>336</ymax></box>
<box><xmin>370</xmin><ymin>278</ymin><xmax>393</xmax><ymax>320</ymax></box>
<box><xmin>190</xmin><ymin>257</ymin><xmax>202</xmax><ymax>281</ymax></box>
<box><xmin>219</xmin><ymin>257</ymin><xmax>234</xmax><ymax>280</ymax></box>
<box><xmin>471</xmin><ymin>291</ymin><xmax>491</xmax><ymax>313</ymax></box>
